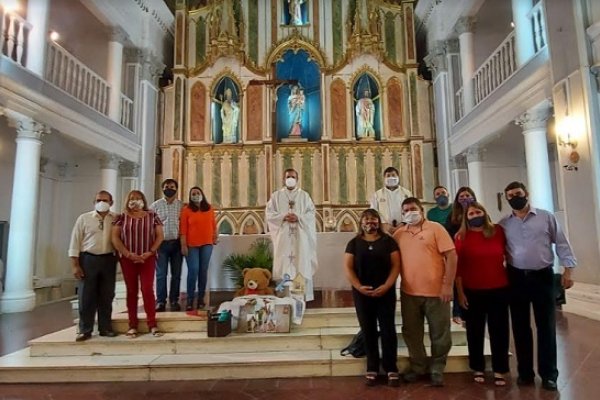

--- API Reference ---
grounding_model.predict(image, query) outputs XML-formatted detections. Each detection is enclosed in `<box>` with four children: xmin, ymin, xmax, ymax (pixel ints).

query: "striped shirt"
<box><xmin>150</xmin><ymin>198</ymin><xmax>183</xmax><ymax>240</ymax></box>
<box><xmin>113</xmin><ymin>212</ymin><xmax>163</xmax><ymax>256</ymax></box>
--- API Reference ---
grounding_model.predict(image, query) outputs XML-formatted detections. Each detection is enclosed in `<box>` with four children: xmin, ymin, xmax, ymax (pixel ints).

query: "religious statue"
<box><xmin>288</xmin><ymin>0</ymin><xmax>306</xmax><ymax>26</ymax></box>
<box><xmin>220</xmin><ymin>88</ymin><xmax>239</xmax><ymax>144</ymax></box>
<box><xmin>355</xmin><ymin>89</ymin><xmax>375</xmax><ymax>138</ymax></box>
<box><xmin>288</xmin><ymin>85</ymin><xmax>305</xmax><ymax>137</ymax></box>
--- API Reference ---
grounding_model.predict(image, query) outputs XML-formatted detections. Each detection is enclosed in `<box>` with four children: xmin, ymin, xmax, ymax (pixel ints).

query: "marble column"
<box><xmin>515</xmin><ymin>101</ymin><xmax>554</xmax><ymax>211</ymax></box>
<box><xmin>0</xmin><ymin>114</ymin><xmax>49</xmax><ymax>313</ymax></box>
<box><xmin>107</xmin><ymin>28</ymin><xmax>128</xmax><ymax>122</ymax></box>
<box><xmin>511</xmin><ymin>0</ymin><xmax>535</xmax><ymax>67</ymax></box>
<box><xmin>25</xmin><ymin>0</ymin><xmax>50</xmax><ymax>76</ymax></box>
<box><xmin>455</xmin><ymin>17</ymin><xmax>476</xmax><ymax>113</ymax></box>
<box><xmin>99</xmin><ymin>154</ymin><xmax>121</xmax><ymax>210</ymax></box>
<box><xmin>467</xmin><ymin>145</ymin><xmax>485</xmax><ymax>200</ymax></box>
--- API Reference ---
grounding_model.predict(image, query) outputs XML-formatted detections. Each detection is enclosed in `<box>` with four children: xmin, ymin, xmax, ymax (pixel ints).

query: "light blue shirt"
<box><xmin>499</xmin><ymin>207</ymin><xmax>576</xmax><ymax>270</ymax></box>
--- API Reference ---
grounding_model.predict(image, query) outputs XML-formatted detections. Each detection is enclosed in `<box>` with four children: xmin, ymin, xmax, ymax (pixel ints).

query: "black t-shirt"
<box><xmin>345</xmin><ymin>235</ymin><xmax>399</xmax><ymax>288</ymax></box>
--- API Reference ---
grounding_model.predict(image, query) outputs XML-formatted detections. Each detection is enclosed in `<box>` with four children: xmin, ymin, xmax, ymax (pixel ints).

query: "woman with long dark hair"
<box><xmin>180</xmin><ymin>186</ymin><xmax>217</xmax><ymax>311</ymax></box>
<box><xmin>344</xmin><ymin>209</ymin><xmax>401</xmax><ymax>387</ymax></box>
<box><xmin>111</xmin><ymin>190</ymin><xmax>164</xmax><ymax>338</ymax></box>
<box><xmin>455</xmin><ymin>202</ymin><xmax>509</xmax><ymax>386</ymax></box>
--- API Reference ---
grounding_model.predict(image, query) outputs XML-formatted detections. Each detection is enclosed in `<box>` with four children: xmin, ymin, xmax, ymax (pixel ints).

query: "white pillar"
<box><xmin>450</xmin><ymin>154</ymin><xmax>469</xmax><ymax>195</ymax></box>
<box><xmin>466</xmin><ymin>145</ymin><xmax>485</xmax><ymax>200</ymax></box>
<box><xmin>0</xmin><ymin>114</ymin><xmax>48</xmax><ymax>313</ymax></box>
<box><xmin>511</xmin><ymin>0</ymin><xmax>535</xmax><ymax>67</ymax></box>
<box><xmin>456</xmin><ymin>17</ymin><xmax>476</xmax><ymax>113</ymax></box>
<box><xmin>26</xmin><ymin>0</ymin><xmax>50</xmax><ymax>76</ymax></box>
<box><xmin>515</xmin><ymin>101</ymin><xmax>554</xmax><ymax>211</ymax></box>
<box><xmin>107</xmin><ymin>28</ymin><xmax>127</xmax><ymax>122</ymax></box>
<box><xmin>99</xmin><ymin>154</ymin><xmax>120</xmax><ymax>210</ymax></box>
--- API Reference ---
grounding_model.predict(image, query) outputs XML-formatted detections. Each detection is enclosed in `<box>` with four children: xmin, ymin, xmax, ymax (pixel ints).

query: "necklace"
<box><xmin>284</xmin><ymin>189</ymin><xmax>298</xmax><ymax>211</ymax></box>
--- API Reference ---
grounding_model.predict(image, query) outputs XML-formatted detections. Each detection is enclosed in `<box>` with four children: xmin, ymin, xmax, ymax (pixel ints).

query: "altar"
<box><xmin>206</xmin><ymin>232</ymin><xmax>355</xmax><ymax>291</ymax></box>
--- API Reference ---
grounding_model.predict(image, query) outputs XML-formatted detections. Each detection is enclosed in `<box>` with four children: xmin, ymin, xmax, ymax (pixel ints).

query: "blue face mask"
<box><xmin>435</xmin><ymin>195</ymin><xmax>449</xmax><ymax>207</ymax></box>
<box><xmin>468</xmin><ymin>216</ymin><xmax>485</xmax><ymax>228</ymax></box>
<box><xmin>459</xmin><ymin>197</ymin><xmax>475</xmax><ymax>209</ymax></box>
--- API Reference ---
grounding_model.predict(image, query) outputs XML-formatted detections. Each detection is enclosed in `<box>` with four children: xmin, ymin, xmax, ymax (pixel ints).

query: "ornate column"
<box><xmin>107</xmin><ymin>28</ymin><xmax>128</xmax><ymax>122</ymax></box>
<box><xmin>450</xmin><ymin>154</ymin><xmax>469</xmax><ymax>195</ymax></box>
<box><xmin>0</xmin><ymin>113</ymin><xmax>50</xmax><ymax>313</ymax></box>
<box><xmin>511</xmin><ymin>0</ymin><xmax>535</xmax><ymax>66</ymax></box>
<box><xmin>515</xmin><ymin>100</ymin><xmax>554</xmax><ymax>211</ymax></box>
<box><xmin>137</xmin><ymin>49</ymin><xmax>165</xmax><ymax>197</ymax></box>
<box><xmin>455</xmin><ymin>17</ymin><xmax>476</xmax><ymax>113</ymax></box>
<box><xmin>467</xmin><ymin>145</ymin><xmax>485</xmax><ymax>200</ymax></box>
<box><xmin>99</xmin><ymin>153</ymin><xmax>121</xmax><ymax>210</ymax></box>
<box><xmin>25</xmin><ymin>0</ymin><xmax>50</xmax><ymax>76</ymax></box>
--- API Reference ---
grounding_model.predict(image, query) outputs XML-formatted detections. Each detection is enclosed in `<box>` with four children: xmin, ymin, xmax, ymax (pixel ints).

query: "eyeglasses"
<box><xmin>98</xmin><ymin>220</ymin><xmax>104</xmax><ymax>230</ymax></box>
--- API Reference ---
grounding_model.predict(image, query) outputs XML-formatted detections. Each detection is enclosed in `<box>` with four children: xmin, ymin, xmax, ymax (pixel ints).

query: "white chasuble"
<box><xmin>266</xmin><ymin>187</ymin><xmax>318</xmax><ymax>301</ymax></box>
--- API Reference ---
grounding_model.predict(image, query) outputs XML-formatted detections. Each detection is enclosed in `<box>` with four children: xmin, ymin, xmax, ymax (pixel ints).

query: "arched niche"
<box><xmin>218</xmin><ymin>216</ymin><xmax>236</xmax><ymax>235</ymax></box>
<box><xmin>240</xmin><ymin>212</ymin><xmax>264</xmax><ymax>235</ymax></box>
<box><xmin>352</xmin><ymin>72</ymin><xmax>382</xmax><ymax>140</ymax></box>
<box><xmin>274</xmin><ymin>48</ymin><xmax>322</xmax><ymax>142</ymax></box>
<box><xmin>336</xmin><ymin>211</ymin><xmax>358</xmax><ymax>233</ymax></box>
<box><xmin>211</xmin><ymin>76</ymin><xmax>241</xmax><ymax>144</ymax></box>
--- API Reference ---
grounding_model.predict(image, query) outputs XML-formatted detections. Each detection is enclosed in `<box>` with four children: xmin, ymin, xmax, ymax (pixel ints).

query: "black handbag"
<box><xmin>340</xmin><ymin>329</ymin><xmax>366</xmax><ymax>358</ymax></box>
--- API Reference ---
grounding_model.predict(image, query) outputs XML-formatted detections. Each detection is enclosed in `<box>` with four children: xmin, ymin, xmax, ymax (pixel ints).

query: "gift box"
<box><xmin>207</xmin><ymin>311</ymin><xmax>232</xmax><ymax>337</ymax></box>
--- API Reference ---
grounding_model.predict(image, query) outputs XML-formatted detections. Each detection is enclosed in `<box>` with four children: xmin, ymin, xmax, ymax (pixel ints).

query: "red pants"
<box><xmin>120</xmin><ymin>256</ymin><xmax>157</xmax><ymax>329</ymax></box>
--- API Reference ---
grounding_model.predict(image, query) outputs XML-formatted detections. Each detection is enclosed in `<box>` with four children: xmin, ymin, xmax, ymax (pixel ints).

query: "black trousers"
<box><xmin>463</xmin><ymin>287</ymin><xmax>510</xmax><ymax>373</ymax></box>
<box><xmin>507</xmin><ymin>265</ymin><xmax>558</xmax><ymax>381</ymax></box>
<box><xmin>352</xmin><ymin>289</ymin><xmax>398</xmax><ymax>374</ymax></box>
<box><xmin>78</xmin><ymin>252</ymin><xmax>117</xmax><ymax>334</ymax></box>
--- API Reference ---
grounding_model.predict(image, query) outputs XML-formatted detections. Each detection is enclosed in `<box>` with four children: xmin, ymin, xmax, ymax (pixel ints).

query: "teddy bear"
<box><xmin>236</xmin><ymin>267</ymin><xmax>275</xmax><ymax>297</ymax></box>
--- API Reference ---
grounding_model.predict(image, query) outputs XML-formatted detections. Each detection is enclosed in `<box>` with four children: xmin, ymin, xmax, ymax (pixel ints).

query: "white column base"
<box><xmin>0</xmin><ymin>290</ymin><xmax>36</xmax><ymax>313</ymax></box>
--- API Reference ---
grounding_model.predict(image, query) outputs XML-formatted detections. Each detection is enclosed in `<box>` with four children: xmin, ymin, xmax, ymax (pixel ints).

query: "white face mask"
<box><xmin>95</xmin><ymin>201</ymin><xmax>110</xmax><ymax>213</ymax></box>
<box><xmin>128</xmin><ymin>199</ymin><xmax>144</xmax><ymax>210</ymax></box>
<box><xmin>191</xmin><ymin>194</ymin><xmax>203</xmax><ymax>203</ymax></box>
<box><xmin>285</xmin><ymin>177</ymin><xmax>297</xmax><ymax>189</ymax></box>
<box><xmin>403</xmin><ymin>211</ymin><xmax>422</xmax><ymax>225</ymax></box>
<box><xmin>385</xmin><ymin>176</ymin><xmax>399</xmax><ymax>187</ymax></box>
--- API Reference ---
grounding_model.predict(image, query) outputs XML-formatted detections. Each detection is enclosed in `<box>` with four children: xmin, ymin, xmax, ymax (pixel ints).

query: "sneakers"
<box><xmin>170</xmin><ymin>302</ymin><xmax>181</xmax><ymax>312</ymax></box>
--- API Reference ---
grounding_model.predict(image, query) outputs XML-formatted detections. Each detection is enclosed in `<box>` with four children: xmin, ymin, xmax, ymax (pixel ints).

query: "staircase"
<box><xmin>0</xmin><ymin>307</ymin><xmax>486</xmax><ymax>383</ymax></box>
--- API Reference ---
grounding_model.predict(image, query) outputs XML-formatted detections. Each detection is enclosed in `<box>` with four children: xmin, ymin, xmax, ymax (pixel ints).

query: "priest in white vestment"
<box><xmin>266</xmin><ymin>168</ymin><xmax>318</xmax><ymax>301</ymax></box>
<box><xmin>370</xmin><ymin>166</ymin><xmax>412</xmax><ymax>235</ymax></box>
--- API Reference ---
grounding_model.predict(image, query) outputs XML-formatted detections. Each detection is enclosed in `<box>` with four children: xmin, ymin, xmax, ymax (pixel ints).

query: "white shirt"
<box><xmin>150</xmin><ymin>197</ymin><xmax>183</xmax><ymax>240</ymax></box>
<box><xmin>68</xmin><ymin>211</ymin><xmax>117</xmax><ymax>257</ymax></box>
<box><xmin>370</xmin><ymin>186</ymin><xmax>412</xmax><ymax>226</ymax></box>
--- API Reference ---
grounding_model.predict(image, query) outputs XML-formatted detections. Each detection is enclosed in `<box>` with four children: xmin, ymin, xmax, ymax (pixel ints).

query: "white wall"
<box><xmin>472</xmin><ymin>0</ymin><xmax>513</xmax><ymax>69</ymax></box>
<box><xmin>0</xmin><ymin>121</ymin><xmax>16</xmax><ymax>222</ymax></box>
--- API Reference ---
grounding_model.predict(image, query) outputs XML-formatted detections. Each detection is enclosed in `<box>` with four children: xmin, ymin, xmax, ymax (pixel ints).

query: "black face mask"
<box><xmin>163</xmin><ymin>188</ymin><xmax>177</xmax><ymax>198</ymax></box>
<box><xmin>468</xmin><ymin>216</ymin><xmax>485</xmax><ymax>228</ymax></box>
<box><xmin>508</xmin><ymin>196</ymin><xmax>528</xmax><ymax>211</ymax></box>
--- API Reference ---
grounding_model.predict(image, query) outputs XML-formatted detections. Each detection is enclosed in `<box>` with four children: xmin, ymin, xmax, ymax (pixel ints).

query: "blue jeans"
<box><xmin>156</xmin><ymin>239</ymin><xmax>183</xmax><ymax>305</ymax></box>
<box><xmin>186</xmin><ymin>244</ymin><xmax>213</xmax><ymax>305</ymax></box>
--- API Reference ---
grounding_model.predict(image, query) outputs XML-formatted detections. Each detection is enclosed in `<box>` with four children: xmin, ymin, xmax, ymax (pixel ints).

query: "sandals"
<box><xmin>473</xmin><ymin>371</ymin><xmax>485</xmax><ymax>384</ymax></box>
<box><xmin>150</xmin><ymin>327</ymin><xmax>164</xmax><ymax>337</ymax></box>
<box><xmin>387</xmin><ymin>372</ymin><xmax>400</xmax><ymax>387</ymax></box>
<box><xmin>494</xmin><ymin>373</ymin><xmax>507</xmax><ymax>387</ymax></box>
<box><xmin>365</xmin><ymin>372</ymin><xmax>377</xmax><ymax>386</ymax></box>
<box><xmin>125</xmin><ymin>328</ymin><xmax>137</xmax><ymax>339</ymax></box>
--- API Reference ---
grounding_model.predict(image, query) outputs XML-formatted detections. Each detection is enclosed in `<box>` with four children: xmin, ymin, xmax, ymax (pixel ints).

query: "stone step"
<box><xmin>108</xmin><ymin>307</ymin><xmax>405</xmax><ymax>333</ymax></box>
<box><xmin>0</xmin><ymin>345</ymin><xmax>485</xmax><ymax>383</ymax></box>
<box><xmin>28</xmin><ymin>324</ymin><xmax>468</xmax><ymax>357</ymax></box>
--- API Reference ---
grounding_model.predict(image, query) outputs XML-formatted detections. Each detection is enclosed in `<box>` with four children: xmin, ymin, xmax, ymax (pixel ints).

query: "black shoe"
<box><xmin>198</xmin><ymin>303</ymin><xmax>206</xmax><ymax>310</ymax></box>
<box><xmin>75</xmin><ymin>332</ymin><xmax>92</xmax><ymax>342</ymax></box>
<box><xmin>99</xmin><ymin>331</ymin><xmax>117</xmax><ymax>337</ymax></box>
<box><xmin>156</xmin><ymin>303</ymin><xmax>166</xmax><ymax>312</ymax></box>
<box><xmin>170</xmin><ymin>303</ymin><xmax>181</xmax><ymax>312</ymax></box>
<box><xmin>186</xmin><ymin>302</ymin><xmax>193</xmax><ymax>311</ymax></box>
<box><xmin>430</xmin><ymin>372</ymin><xmax>444</xmax><ymax>387</ymax></box>
<box><xmin>517</xmin><ymin>376</ymin><xmax>535</xmax><ymax>386</ymax></box>
<box><xmin>403</xmin><ymin>371</ymin><xmax>425</xmax><ymax>383</ymax></box>
<box><xmin>542</xmin><ymin>380</ymin><xmax>558</xmax><ymax>391</ymax></box>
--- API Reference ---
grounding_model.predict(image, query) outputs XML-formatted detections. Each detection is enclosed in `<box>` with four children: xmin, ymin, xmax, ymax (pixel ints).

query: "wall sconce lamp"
<box><xmin>49</xmin><ymin>31</ymin><xmax>60</xmax><ymax>41</ymax></box>
<box><xmin>557</xmin><ymin>115</ymin><xmax>581</xmax><ymax>171</ymax></box>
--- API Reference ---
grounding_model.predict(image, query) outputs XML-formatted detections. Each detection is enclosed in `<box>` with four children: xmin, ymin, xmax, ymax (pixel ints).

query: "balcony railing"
<box><xmin>45</xmin><ymin>41</ymin><xmax>110</xmax><ymax>116</ymax></box>
<box><xmin>455</xmin><ymin>87</ymin><xmax>464</xmax><ymax>121</ymax></box>
<box><xmin>529</xmin><ymin>0</ymin><xmax>547</xmax><ymax>53</ymax></box>
<box><xmin>0</xmin><ymin>7</ymin><xmax>31</xmax><ymax>67</ymax></box>
<box><xmin>473</xmin><ymin>32</ymin><xmax>517</xmax><ymax>106</ymax></box>
<box><xmin>120</xmin><ymin>93</ymin><xmax>134</xmax><ymax>131</ymax></box>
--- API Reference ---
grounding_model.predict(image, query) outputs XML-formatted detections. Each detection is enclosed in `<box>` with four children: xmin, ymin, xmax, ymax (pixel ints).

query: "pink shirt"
<box><xmin>114</xmin><ymin>212</ymin><xmax>162</xmax><ymax>256</ymax></box>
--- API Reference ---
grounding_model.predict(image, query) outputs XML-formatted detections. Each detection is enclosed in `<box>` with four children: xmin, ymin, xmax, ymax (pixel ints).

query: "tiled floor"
<box><xmin>1</xmin><ymin>292</ymin><xmax>600</xmax><ymax>399</ymax></box>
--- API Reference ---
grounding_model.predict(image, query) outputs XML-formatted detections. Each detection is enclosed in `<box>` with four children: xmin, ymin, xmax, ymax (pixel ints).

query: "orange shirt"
<box><xmin>179</xmin><ymin>205</ymin><xmax>217</xmax><ymax>247</ymax></box>
<box><xmin>392</xmin><ymin>220</ymin><xmax>455</xmax><ymax>297</ymax></box>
